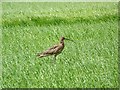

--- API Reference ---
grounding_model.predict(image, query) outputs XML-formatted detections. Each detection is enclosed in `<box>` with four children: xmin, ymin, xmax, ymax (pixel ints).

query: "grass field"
<box><xmin>2</xmin><ymin>2</ymin><xmax>118</xmax><ymax>88</ymax></box>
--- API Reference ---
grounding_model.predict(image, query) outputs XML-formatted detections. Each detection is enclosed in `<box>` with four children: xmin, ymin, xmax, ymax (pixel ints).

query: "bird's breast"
<box><xmin>55</xmin><ymin>44</ymin><xmax>64</xmax><ymax>54</ymax></box>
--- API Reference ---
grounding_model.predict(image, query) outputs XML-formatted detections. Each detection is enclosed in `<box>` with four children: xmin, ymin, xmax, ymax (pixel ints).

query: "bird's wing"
<box><xmin>42</xmin><ymin>45</ymin><xmax>59</xmax><ymax>54</ymax></box>
<box><xmin>48</xmin><ymin>45</ymin><xmax>58</xmax><ymax>50</ymax></box>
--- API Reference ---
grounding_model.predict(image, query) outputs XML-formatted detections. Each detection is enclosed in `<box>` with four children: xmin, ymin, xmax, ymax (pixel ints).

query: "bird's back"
<box><xmin>37</xmin><ymin>43</ymin><xmax>64</xmax><ymax>57</ymax></box>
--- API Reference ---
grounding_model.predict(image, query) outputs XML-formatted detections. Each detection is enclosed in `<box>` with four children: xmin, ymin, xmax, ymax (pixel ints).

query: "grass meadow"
<box><xmin>2</xmin><ymin>2</ymin><xmax>119</xmax><ymax>88</ymax></box>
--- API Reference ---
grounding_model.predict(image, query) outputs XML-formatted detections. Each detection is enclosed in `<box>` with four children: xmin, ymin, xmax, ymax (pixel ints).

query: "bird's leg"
<box><xmin>54</xmin><ymin>55</ymin><xmax>57</xmax><ymax>60</ymax></box>
<box><xmin>52</xmin><ymin>54</ymin><xmax>57</xmax><ymax>64</ymax></box>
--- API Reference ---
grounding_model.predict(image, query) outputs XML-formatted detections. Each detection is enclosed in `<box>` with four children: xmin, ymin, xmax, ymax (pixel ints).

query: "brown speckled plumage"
<box><xmin>37</xmin><ymin>37</ymin><xmax>65</xmax><ymax>59</ymax></box>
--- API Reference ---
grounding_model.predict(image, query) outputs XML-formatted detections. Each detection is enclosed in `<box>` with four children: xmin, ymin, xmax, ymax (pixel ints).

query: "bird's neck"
<box><xmin>60</xmin><ymin>40</ymin><xmax>64</xmax><ymax>46</ymax></box>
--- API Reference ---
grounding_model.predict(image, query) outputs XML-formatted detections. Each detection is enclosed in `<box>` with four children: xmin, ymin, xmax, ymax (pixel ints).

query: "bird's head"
<box><xmin>60</xmin><ymin>37</ymin><xmax>75</xmax><ymax>43</ymax></box>
<box><xmin>61</xmin><ymin>37</ymin><xmax>65</xmax><ymax>41</ymax></box>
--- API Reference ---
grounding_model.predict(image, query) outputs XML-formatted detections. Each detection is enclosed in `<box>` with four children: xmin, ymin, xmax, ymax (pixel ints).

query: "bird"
<box><xmin>37</xmin><ymin>37</ymin><xmax>74</xmax><ymax>60</ymax></box>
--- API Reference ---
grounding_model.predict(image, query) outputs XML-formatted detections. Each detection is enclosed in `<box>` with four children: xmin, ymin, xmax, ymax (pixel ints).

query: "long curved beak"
<box><xmin>65</xmin><ymin>38</ymin><xmax>75</xmax><ymax>43</ymax></box>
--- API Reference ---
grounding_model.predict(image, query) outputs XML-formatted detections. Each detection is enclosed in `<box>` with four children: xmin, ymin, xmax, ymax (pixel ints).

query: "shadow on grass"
<box><xmin>2</xmin><ymin>14</ymin><xmax>118</xmax><ymax>27</ymax></box>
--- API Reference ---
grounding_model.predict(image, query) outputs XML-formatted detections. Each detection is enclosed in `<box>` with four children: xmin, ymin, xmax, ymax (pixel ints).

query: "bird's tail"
<box><xmin>37</xmin><ymin>53</ymin><xmax>45</xmax><ymax>58</ymax></box>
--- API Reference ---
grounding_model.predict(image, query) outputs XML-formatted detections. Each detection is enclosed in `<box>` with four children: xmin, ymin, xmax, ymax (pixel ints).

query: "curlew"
<box><xmin>37</xmin><ymin>37</ymin><xmax>74</xmax><ymax>60</ymax></box>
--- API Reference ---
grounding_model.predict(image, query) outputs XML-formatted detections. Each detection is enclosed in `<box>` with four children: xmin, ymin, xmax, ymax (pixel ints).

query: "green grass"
<box><xmin>2</xmin><ymin>2</ymin><xmax>118</xmax><ymax>88</ymax></box>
